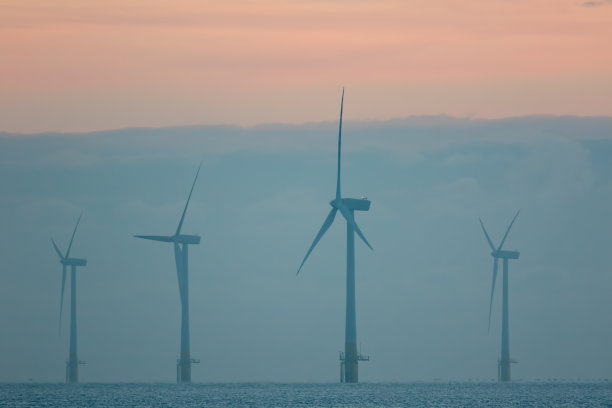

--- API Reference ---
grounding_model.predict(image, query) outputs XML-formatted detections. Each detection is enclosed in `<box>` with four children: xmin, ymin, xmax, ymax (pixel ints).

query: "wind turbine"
<box><xmin>134</xmin><ymin>165</ymin><xmax>201</xmax><ymax>383</ymax></box>
<box><xmin>52</xmin><ymin>212</ymin><xmax>87</xmax><ymax>383</ymax></box>
<box><xmin>297</xmin><ymin>89</ymin><xmax>373</xmax><ymax>383</ymax></box>
<box><xmin>479</xmin><ymin>210</ymin><xmax>520</xmax><ymax>383</ymax></box>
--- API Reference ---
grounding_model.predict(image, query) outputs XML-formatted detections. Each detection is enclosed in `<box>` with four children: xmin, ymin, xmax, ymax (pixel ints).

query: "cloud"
<box><xmin>443</xmin><ymin>153</ymin><xmax>482</xmax><ymax>166</ymax></box>
<box><xmin>504</xmin><ymin>140</ymin><xmax>595</xmax><ymax>203</ymax></box>
<box><xmin>419</xmin><ymin>177</ymin><xmax>483</xmax><ymax>216</ymax></box>
<box><xmin>581</xmin><ymin>0</ymin><xmax>612</xmax><ymax>6</ymax></box>
<box><xmin>2</xmin><ymin>116</ymin><xmax>612</xmax><ymax>170</ymax></box>
<box><xmin>7</xmin><ymin>196</ymin><xmax>81</xmax><ymax>221</ymax></box>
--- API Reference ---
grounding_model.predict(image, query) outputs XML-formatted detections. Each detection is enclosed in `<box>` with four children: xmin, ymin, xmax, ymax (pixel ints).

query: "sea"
<box><xmin>1</xmin><ymin>382</ymin><xmax>611</xmax><ymax>407</ymax></box>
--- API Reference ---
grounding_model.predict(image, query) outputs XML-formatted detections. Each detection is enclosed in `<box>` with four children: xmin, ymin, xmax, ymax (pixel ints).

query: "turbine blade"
<box><xmin>65</xmin><ymin>212</ymin><xmax>82</xmax><ymax>259</ymax></box>
<box><xmin>336</xmin><ymin>88</ymin><xmax>344</xmax><ymax>200</ymax></box>
<box><xmin>174</xmin><ymin>243</ymin><xmax>185</xmax><ymax>300</ymax></box>
<box><xmin>497</xmin><ymin>210</ymin><xmax>520</xmax><ymax>251</ymax></box>
<box><xmin>488</xmin><ymin>258</ymin><xmax>499</xmax><ymax>333</ymax></box>
<box><xmin>479</xmin><ymin>218</ymin><xmax>495</xmax><ymax>252</ymax></box>
<box><xmin>59</xmin><ymin>264</ymin><xmax>66</xmax><ymax>334</ymax></box>
<box><xmin>338</xmin><ymin>205</ymin><xmax>373</xmax><ymax>250</ymax></box>
<box><xmin>51</xmin><ymin>238</ymin><xmax>64</xmax><ymax>260</ymax></box>
<box><xmin>176</xmin><ymin>164</ymin><xmax>202</xmax><ymax>236</ymax></box>
<box><xmin>133</xmin><ymin>235</ymin><xmax>174</xmax><ymax>243</ymax></box>
<box><xmin>297</xmin><ymin>207</ymin><xmax>338</xmax><ymax>274</ymax></box>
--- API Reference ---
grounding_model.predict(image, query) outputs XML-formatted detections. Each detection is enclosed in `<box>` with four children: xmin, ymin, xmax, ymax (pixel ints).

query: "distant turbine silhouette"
<box><xmin>52</xmin><ymin>212</ymin><xmax>87</xmax><ymax>383</ymax></box>
<box><xmin>479</xmin><ymin>210</ymin><xmax>520</xmax><ymax>382</ymax></box>
<box><xmin>298</xmin><ymin>89</ymin><xmax>373</xmax><ymax>383</ymax></box>
<box><xmin>134</xmin><ymin>165</ymin><xmax>201</xmax><ymax>383</ymax></box>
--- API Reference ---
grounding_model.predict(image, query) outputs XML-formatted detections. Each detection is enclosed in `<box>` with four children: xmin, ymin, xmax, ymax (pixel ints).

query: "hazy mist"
<box><xmin>1</xmin><ymin>115</ymin><xmax>611</xmax><ymax>382</ymax></box>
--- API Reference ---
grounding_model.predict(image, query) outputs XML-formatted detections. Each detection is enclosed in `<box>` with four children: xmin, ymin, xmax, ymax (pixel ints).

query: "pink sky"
<box><xmin>1</xmin><ymin>0</ymin><xmax>611</xmax><ymax>133</ymax></box>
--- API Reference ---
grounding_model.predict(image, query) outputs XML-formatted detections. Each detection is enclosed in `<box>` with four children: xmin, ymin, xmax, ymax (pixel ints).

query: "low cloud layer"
<box><xmin>0</xmin><ymin>116</ymin><xmax>611</xmax><ymax>382</ymax></box>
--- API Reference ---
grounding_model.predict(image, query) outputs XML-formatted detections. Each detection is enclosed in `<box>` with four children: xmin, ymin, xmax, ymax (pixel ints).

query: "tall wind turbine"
<box><xmin>52</xmin><ymin>213</ymin><xmax>87</xmax><ymax>383</ymax></box>
<box><xmin>297</xmin><ymin>89</ymin><xmax>373</xmax><ymax>383</ymax></box>
<box><xmin>479</xmin><ymin>210</ymin><xmax>520</xmax><ymax>382</ymax></box>
<box><xmin>134</xmin><ymin>165</ymin><xmax>201</xmax><ymax>383</ymax></box>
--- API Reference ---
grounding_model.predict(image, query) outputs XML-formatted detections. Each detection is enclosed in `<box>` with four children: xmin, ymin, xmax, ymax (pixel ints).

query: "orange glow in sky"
<box><xmin>1</xmin><ymin>0</ymin><xmax>611</xmax><ymax>132</ymax></box>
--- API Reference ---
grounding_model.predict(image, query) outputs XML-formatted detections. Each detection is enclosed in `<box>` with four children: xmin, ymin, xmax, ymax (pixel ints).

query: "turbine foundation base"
<box><xmin>344</xmin><ymin>342</ymin><xmax>358</xmax><ymax>383</ymax></box>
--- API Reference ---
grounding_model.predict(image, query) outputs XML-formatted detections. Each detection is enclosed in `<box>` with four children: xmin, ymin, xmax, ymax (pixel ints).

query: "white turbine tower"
<box><xmin>134</xmin><ymin>165</ymin><xmax>202</xmax><ymax>383</ymax></box>
<box><xmin>297</xmin><ymin>89</ymin><xmax>373</xmax><ymax>383</ymax></box>
<box><xmin>52</xmin><ymin>212</ymin><xmax>87</xmax><ymax>383</ymax></box>
<box><xmin>479</xmin><ymin>210</ymin><xmax>520</xmax><ymax>382</ymax></box>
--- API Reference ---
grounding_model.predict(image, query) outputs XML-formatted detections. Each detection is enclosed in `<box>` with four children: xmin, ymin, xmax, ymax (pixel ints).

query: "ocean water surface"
<box><xmin>1</xmin><ymin>382</ymin><xmax>611</xmax><ymax>407</ymax></box>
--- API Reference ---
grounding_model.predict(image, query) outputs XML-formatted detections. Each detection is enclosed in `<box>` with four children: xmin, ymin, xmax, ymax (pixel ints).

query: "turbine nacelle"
<box><xmin>176</xmin><ymin>234</ymin><xmax>201</xmax><ymax>245</ymax></box>
<box><xmin>331</xmin><ymin>198</ymin><xmax>371</xmax><ymax>212</ymax></box>
<box><xmin>491</xmin><ymin>250</ymin><xmax>519</xmax><ymax>260</ymax></box>
<box><xmin>60</xmin><ymin>258</ymin><xmax>87</xmax><ymax>267</ymax></box>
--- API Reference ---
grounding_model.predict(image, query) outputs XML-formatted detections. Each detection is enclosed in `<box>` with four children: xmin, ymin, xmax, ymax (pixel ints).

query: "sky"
<box><xmin>1</xmin><ymin>0</ymin><xmax>611</xmax><ymax>384</ymax></box>
<box><xmin>1</xmin><ymin>0</ymin><xmax>612</xmax><ymax>132</ymax></box>
<box><xmin>1</xmin><ymin>116</ymin><xmax>611</xmax><ymax>382</ymax></box>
